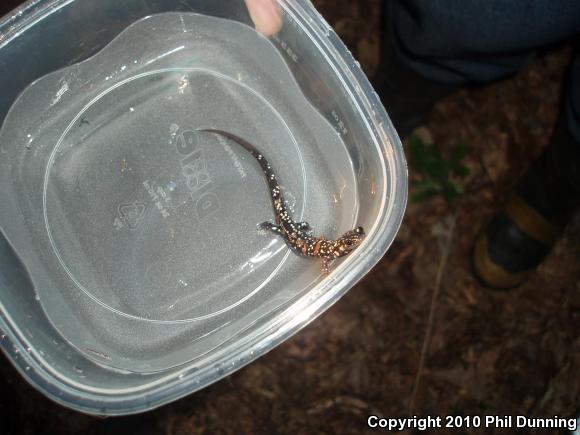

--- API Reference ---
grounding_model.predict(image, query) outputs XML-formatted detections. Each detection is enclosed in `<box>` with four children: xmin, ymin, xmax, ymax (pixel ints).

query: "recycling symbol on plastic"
<box><xmin>117</xmin><ymin>202</ymin><xmax>147</xmax><ymax>230</ymax></box>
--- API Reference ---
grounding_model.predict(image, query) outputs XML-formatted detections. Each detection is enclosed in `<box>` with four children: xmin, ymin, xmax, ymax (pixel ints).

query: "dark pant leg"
<box><xmin>384</xmin><ymin>0</ymin><xmax>580</xmax><ymax>200</ymax></box>
<box><xmin>474</xmin><ymin>55</ymin><xmax>580</xmax><ymax>286</ymax></box>
<box><xmin>376</xmin><ymin>1</ymin><xmax>580</xmax><ymax>137</ymax></box>
<box><xmin>388</xmin><ymin>0</ymin><xmax>580</xmax><ymax>84</ymax></box>
<box><xmin>526</xmin><ymin>52</ymin><xmax>580</xmax><ymax>221</ymax></box>
<box><xmin>383</xmin><ymin>1</ymin><xmax>580</xmax><ymax>287</ymax></box>
<box><xmin>566</xmin><ymin>53</ymin><xmax>580</xmax><ymax>148</ymax></box>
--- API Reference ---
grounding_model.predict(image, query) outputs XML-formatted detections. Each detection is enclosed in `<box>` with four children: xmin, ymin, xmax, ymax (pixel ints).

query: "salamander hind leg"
<box><xmin>257</xmin><ymin>221</ymin><xmax>282</xmax><ymax>235</ymax></box>
<box><xmin>321</xmin><ymin>258</ymin><xmax>332</xmax><ymax>276</ymax></box>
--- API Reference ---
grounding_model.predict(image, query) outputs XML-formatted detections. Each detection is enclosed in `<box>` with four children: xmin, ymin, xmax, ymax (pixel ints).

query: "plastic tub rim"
<box><xmin>0</xmin><ymin>0</ymin><xmax>408</xmax><ymax>415</ymax></box>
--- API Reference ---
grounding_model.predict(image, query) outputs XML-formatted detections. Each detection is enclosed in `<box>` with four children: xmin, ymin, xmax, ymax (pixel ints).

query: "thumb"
<box><xmin>245</xmin><ymin>0</ymin><xmax>283</xmax><ymax>36</ymax></box>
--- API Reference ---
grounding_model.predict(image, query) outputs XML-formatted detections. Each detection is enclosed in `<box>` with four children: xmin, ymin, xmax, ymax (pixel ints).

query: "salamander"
<box><xmin>197</xmin><ymin>128</ymin><xmax>365</xmax><ymax>275</ymax></box>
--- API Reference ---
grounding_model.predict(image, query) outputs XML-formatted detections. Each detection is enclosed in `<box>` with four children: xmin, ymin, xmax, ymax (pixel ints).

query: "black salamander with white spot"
<box><xmin>197</xmin><ymin>129</ymin><xmax>365</xmax><ymax>275</ymax></box>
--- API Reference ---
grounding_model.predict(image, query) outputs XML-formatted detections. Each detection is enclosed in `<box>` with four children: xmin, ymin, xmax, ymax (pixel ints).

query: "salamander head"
<box><xmin>335</xmin><ymin>226</ymin><xmax>365</xmax><ymax>257</ymax></box>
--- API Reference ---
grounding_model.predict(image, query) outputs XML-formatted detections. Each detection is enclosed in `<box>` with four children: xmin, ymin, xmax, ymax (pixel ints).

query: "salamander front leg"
<box><xmin>321</xmin><ymin>258</ymin><xmax>331</xmax><ymax>276</ymax></box>
<box><xmin>258</xmin><ymin>221</ymin><xmax>282</xmax><ymax>235</ymax></box>
<box><xmin>296</xmin><ymin>221</ymin><xmax>313</xmax><ymax>234</ymax></box>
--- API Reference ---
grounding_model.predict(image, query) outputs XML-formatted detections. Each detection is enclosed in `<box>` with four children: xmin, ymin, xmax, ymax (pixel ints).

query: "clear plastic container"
<box><xmin>0</xmin><ymin>0</ymin><xmax>407</xmax><ymax>415</ymax></box>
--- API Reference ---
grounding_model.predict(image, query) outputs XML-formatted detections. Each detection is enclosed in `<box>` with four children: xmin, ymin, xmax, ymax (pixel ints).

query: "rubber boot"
<box><xmin>472</xmin><ymin>115</ymin><xmax>580</xmax><ymax>289</ymax></box>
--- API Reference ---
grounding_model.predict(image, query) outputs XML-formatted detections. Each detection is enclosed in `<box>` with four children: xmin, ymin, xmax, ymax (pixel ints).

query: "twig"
<box><xmin>408</xmin><ymin>214</ymin><xmax>456</xmax><ymax>412</ymax></box>
<box><xmin>307</xmin><ymin>395</ymin><xmax>375</xmax><ymax>416</ymax></box>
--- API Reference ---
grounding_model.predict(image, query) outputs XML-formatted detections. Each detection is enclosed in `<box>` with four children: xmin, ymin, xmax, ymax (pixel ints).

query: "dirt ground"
<box><xmin>1</xmin><ymin>1</ymin><xmax>579</xmax><ymax>434</ymax></box>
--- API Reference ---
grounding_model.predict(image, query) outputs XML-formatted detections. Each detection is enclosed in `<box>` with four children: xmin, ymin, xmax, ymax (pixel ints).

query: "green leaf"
<box><xmin>408</xmin><ymin>134</ymin><xmax>471</xmax><ymax>204</ymax></box>
<box><xmin>409</xmin><ymin>136</ymin><xmax>448</xmax><ymax>179</ymax></box>
<box><xmin>449</xmin><ymin>143</ymin><xmax>471</xmax><ymax>178</ymax></box>
<box><xmin>411</xmin><ymin>189</ymin><xmax>438</xmax><ymax>203</ymax></box>
<box><xmin>411</xmin><ymin>177</ymin><xmax>442</xmax><ymax>192</ymax></box>
<box><xmin>450</xmin><ymin>143</ymin><xmax>470</xmax><ymax>163</ymax></box>
<box><xmin>441</xmin><ymin>181</ymin><xmax>463</xmax><ymax>202</ymax></box>
<box><xmin>452</xmin><ymin>164</ymin><xmax>470</xmax><ymax>178</ymax></box>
